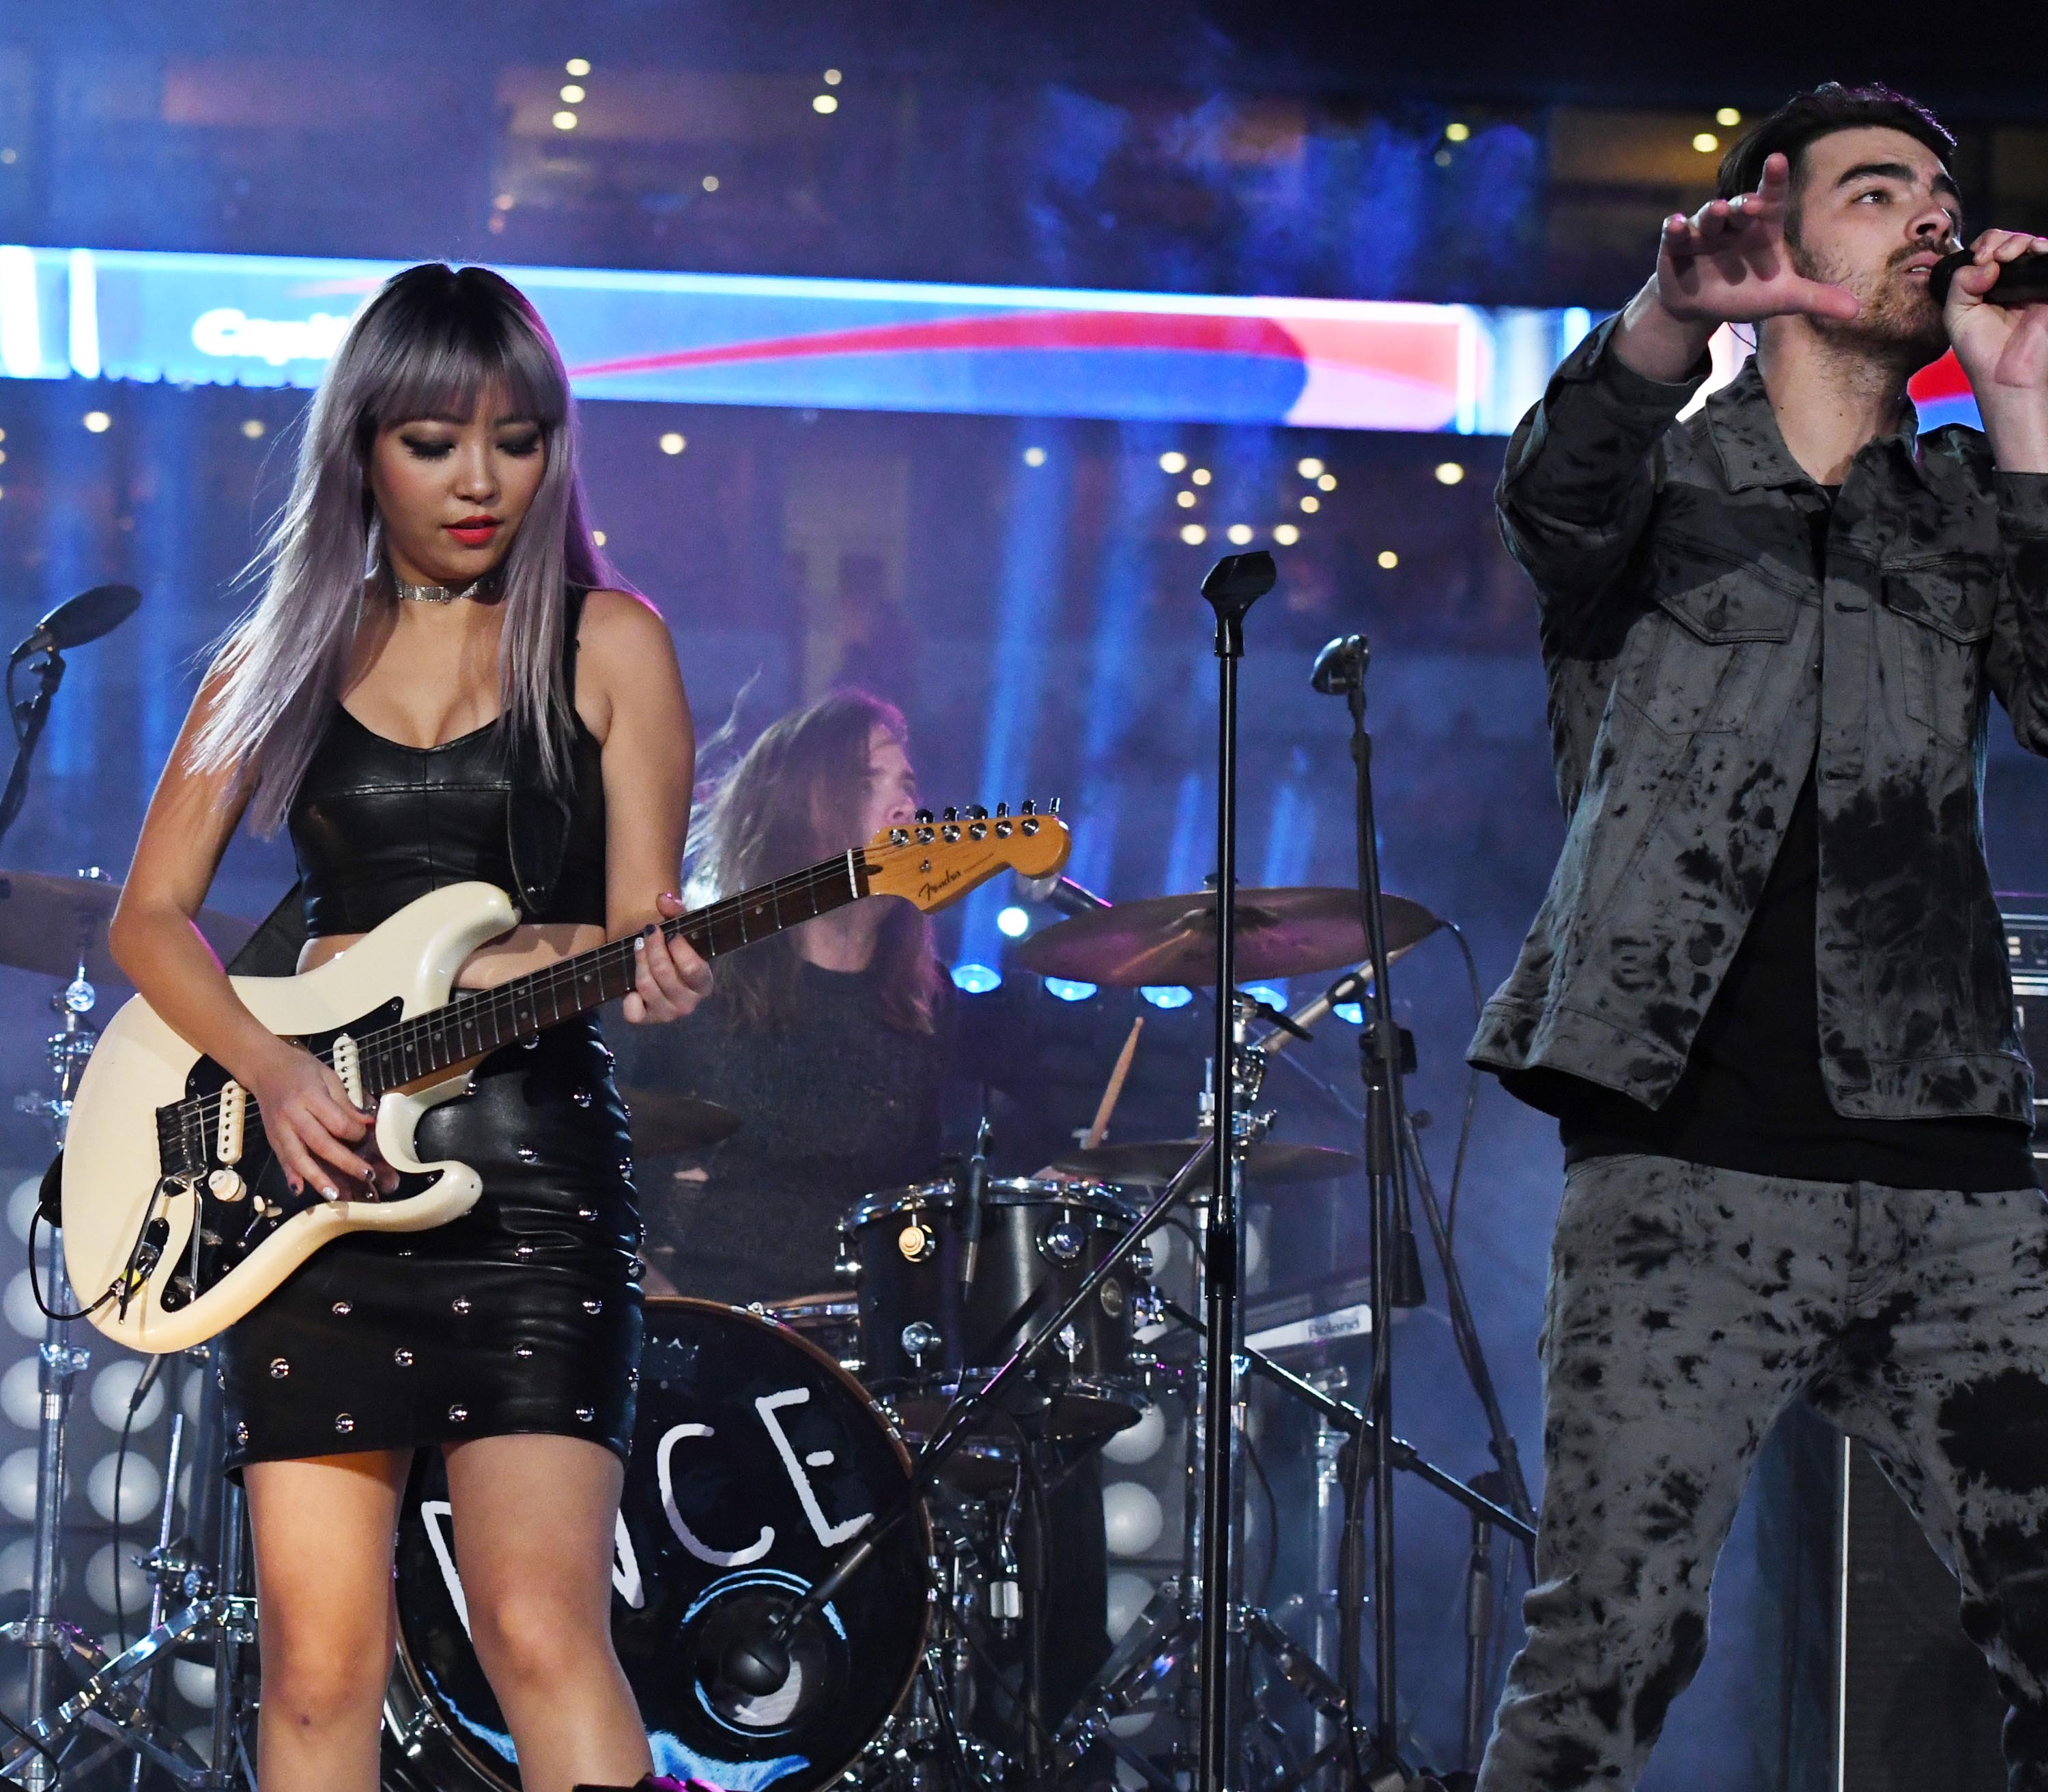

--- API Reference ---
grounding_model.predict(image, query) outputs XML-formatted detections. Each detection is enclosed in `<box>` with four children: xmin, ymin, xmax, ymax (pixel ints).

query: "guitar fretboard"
<box><xmin>346</xmin><ymin>850</ymin><xmax>869</xmax><ymax>1092</ymax></box>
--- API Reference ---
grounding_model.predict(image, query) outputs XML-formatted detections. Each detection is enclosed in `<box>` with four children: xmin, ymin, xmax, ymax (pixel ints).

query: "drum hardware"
<box><xmin>612</xmin><ymin>1088</ymin><xmax>742</xmax><ymax>1156</ymax></box>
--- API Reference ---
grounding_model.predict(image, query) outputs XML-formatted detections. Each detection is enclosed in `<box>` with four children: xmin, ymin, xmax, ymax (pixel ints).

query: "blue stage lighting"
<box><xmin>996</xmin><ymin>905</ymin><xmax>1030</xmax><ymax>938</ymax></box>
<box><xmin>1244</xmin><ymin>983</ymin><xmax>1288</xmax><ymax>1012</ymax></box>
<box><xmin>1044</xmin><ymin>977</ymin><xmax>1098</xmax><ymax>1003</ymax></box>
<box><xmin>1334</xmin><ymin>1002</ymin><xmax>1365</xmax><ymax>1025</ymax></box>
<box><xmin>1139</xmin><ymin>985</ymin><xmax>1193</xmax><ymax>1010</ymax></box>
<box><xmin>951</xmin><ymin>963</ymin><xmax>1003</xmax><ymax>994</ymax></box>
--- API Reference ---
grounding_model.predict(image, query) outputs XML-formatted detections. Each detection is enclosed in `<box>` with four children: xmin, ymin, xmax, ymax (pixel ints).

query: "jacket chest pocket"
<box><xmin>1879</xmin><ymin>552</ymin><xmax>1994</xmax><ymax>748</ymax></box>
<box><xmin>1617</xmin><ymin>550</ymin><xmax>1800</xmax><ymax>737</ymax></box>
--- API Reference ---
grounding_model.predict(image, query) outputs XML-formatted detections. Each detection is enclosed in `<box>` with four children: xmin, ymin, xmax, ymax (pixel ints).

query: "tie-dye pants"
<box><xmin>1476</xmin><ymin>1152</ymin><xmax>2048</xmax><ymax>1791</ymax></box>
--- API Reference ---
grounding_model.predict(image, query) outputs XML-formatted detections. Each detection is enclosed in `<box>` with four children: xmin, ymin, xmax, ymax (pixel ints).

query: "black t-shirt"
<box><xmin>1501</xmin><ymin>483</ymin><xmax>2037</xmax><ymax>1193</ymax></box>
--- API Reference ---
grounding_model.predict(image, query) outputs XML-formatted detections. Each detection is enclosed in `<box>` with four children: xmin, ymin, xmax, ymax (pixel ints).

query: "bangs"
<box><xmin>355</xmin><ymin>268</ymin><xmax>569</xmax><ymax>438</ymax></box>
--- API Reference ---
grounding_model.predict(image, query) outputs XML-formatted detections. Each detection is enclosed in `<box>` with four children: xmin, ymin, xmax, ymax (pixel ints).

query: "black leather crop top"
<box><xmin>287</xmin><ymin>597</ymin><xmax>608</xmax><ymax>937</ymax></box>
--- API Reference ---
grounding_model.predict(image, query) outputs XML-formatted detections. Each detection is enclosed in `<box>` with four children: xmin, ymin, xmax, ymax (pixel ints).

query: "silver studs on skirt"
<box><xmin>514</xmin><ymin>1343</ymin><xmax>535</xmax><ymax>1359</ymax></box>
<box><xmin>452</xmin><ymin>1297</ymin><xmax>472</xmax><ymax>1315</ymax></box>
<box><xmin>393</xmin><ymin>1350</ymin><xmax>414</xmax><ymax>1367</ymax></box>
<box><xmin>514</xmin><ymin>1242</ymin><xmax>535</xmax><ymax>1260</ymax></box>
<box><xmin>331</xmin><ymin>1300</ymin><xmax>352</xmax><ymax>1316</ymax></box>
<box><xmin>578</xmin><ymin>1206</ymin><xmax>597</xmax><ymax>1223</ymax></box>
<box><xmin>575</xmin><ymin>1407</ymin><xmax>595</xmax><ymax>1423</ymax></box>
<box><xmin>582</xmin><ymin>1298</ymin><xmax>603</xmax><ymax>1315</ymax></box>
<box><xmin>515</xmin><ymin>1146</ymin><xmax>539</xmax><ymax>1165</ymax></box>
<box><xmin>335</xmin><ymin>1414</ymin><xmax>355</xmax><ymax>1435</ymax></box>
<box><xmin>449</xmin><ymin>1404</ymin><xmax>469</xmax><ymax>1423</ymax></box>
<box><xmin>269</xmin><ymin>1358</ymin><xmax>289</xmax><ymax>1378</ymax></box>
<box><xmin>573</xmin><ymin>1088</ymin><xmax>593</xmax><ymax>1108</ymax></box>
<box><xmin>235</xmin><ymin>1422</ymin><xmax>250</xmax><ymax>1446</ymax></box>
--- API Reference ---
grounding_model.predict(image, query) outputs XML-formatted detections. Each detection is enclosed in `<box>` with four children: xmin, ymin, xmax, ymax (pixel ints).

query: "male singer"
<box><xmin>1470</xmin><ymin>84</ymin><xmax>2048</xmax><ymax>1787</ymax></box>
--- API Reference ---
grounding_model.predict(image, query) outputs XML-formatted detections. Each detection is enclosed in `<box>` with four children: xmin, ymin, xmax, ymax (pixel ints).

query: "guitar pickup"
<box><xmin>332</xmin><ymin>1033</ymin><xmax>365</xmax><ymax>1110</ymax></box>
<box><xmin>216</xmin><ymin>1083</ymin><xmax>246</xmax><ymax>1167</ymax></box>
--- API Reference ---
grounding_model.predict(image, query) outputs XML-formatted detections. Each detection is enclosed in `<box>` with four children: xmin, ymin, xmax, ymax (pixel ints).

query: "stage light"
<box><xmin>951</xmin><ymin>963</ymin><xmax>1002</xmax><ymax>994</ymax></box>
<box><xmin>84</xmin><ymin>1543</ymin><xmax>149</xmax><ymax>1617</ymax></box>
<box><xmin>1159</xmin><ymin>450</ymin><xmax>1186</xmax><ymax>473</ymax></box>
<box><xmin>1434</xmin><ymin>461</ymin><xmax>1464</xmax><ymax>484</ymax></box>
<box><xmin>1044</xmin><ymin>977</ymin><xmax>1098</xmax><ymax>1003</ymax></box>
<box><xmin>1103</xmin><ymin>1481</ymin><xmax>1165</xmax><ymax>1555</ymax></box>
<box><xmin>1334</xmin><ymin>1001</ymin><xmax>1365</xmax><ymax>1024</ymax></box>
<box><xmin>1300</xmin><ymin>495</ymin><xmax>1319</xmax><ymax>513</ymax></box>
<box><xmin>592</xmin><ymin>530</ymin><xmax>608</xmax><ymax>546</ymax></box>
<box><xmin>1023</xmin><ymin>444</ymin><xmax>1047</xmax><ymax>466</ymax></box>
<box><xmin>1716</xmin><ymin>106</ymin><xmax>1741</xmax><ymax>127</ymax></box>
<box><xmin>494</xmin><ymin>192</ymin><xmax>516</xmax><ymax>211</ymax></box>
<box><xmin>83</xmin><ymin>410</ymin><xmax>110</xmax><ymax>433</ymax></box>
<box><xmin>1297</xmin><ymin>457</ymin><xmax>1324</xmax><ymax>479</ymax></box>
<box><xmin>813</xmin><ymin>94</ymin><xmax>839</xmax><ymax>114</ymax></box>
<box><xmin>1272</xmin><ymin>522</ymin><xmax>1300</xmax><ymax>545</ymax></box>
<box><xmin>1180</xmin><ymin>523</ymin><xmax>1207</xmax><ymax>544</ymax></box>
<box><xmin>1106</xmin><ymin>1570</ymin><xmax>1156</xmax><ymax>1644</ymax></box>
<box><xmin>659</xmin><ymin>431</ymin><xmax>686</xmax><ymax>455</ymax></box>
<box><xmin>1</xmin><ymin>1359</ymin><xmax>36</xmax><ymax>1430</ymax></box>
<box><xmin>996</xmin><ymin>905</ymin><xmax>1030</xmax><ymax>938</ymax></box>
<box><xmin>702</xmin><ymin>175</ymin><xmax>720</xmax><ymax>192</ymax></box>
<box><xmin>1434</xmin><ymin>150</ymin><xmax>1453</xmax><ymax>167</ymax></box>
<box><xmin>1245</xmin><ymin>983</ymin><xmax>1287</xmax><ymax>1012</ymax></box>
<box><xmin>1140</xmin><ymin>985</ymin><xmax>1193</xmax><ymax>1010</ymax></box>
<box><xmin>87</xmin><ymin>1451</ymin><xmax>160</xmax><ymax>1524</ymax></box>
<box><xmin>0</xmin><ymin>150</ymin><xmax>16</xmax><ymax>165</ymax></box>
<box><xmin>91</xmin><ymin>1360</ymin><xmax>165</xmax><ymax>1430</ymax></box>
<box><xmin>824</xmin><ymin>69</ymin><xmax>843</xmax><ymax>85</ymax></box>
<box><xmin>1317</xmin><ymin>472</ymin><xmax>1337</xmax><ymax>490</ymax></box>
<box><xmin>1103</xmin><ymin>1404</ymin><xmax>1166</xmax><ymax>1464</ymax></box>
<box><xmin>240</xmin><ymin>418</ymin><xmax>264</xmax><ymax>438</ymax></box>
<box><xmin>1176</xmin><ymin>490</ymin><xmax>1197</xmax><ymax>509</ymax></box>
<box><xmin>1377</xmin><ymin>549</ymin><xmax>1399</xmax><ymax>569</ymax></box>
<box><xmin>1692</xmin><ymin>132</ymin><xmax>1719</xmax><ymax>154</ymax></box>
<box><xmin>560</xmin><ymin>84</ymin><xmax>586</xmax><ymax>104</ymax></box>
<box><xmin>0</xmin><ymin>449</ymin><xmax>6</xmax><ymax>463</ymax></box>
<box><xmin>1445</xmin><ymin>122</ymin><xmax>1471</xmax><ymax>143</ymax></box>
<box><xmin>1227</xmin><ymin>524</ymin><xmax>1253</xmax><ymax>545</ymax></box>
<box><xmin>553</xmin><ymin>110</ymin><xmax>578</xmax><ymax>131</ymax></box>
<box><xmin>0</xmin><ymin>428</ymin><xmax>6</xmax><ymax>441</ymax></box>
<box><xmin>1191</xmin><ymin>467</ymin><xmax>1211</xmax><ymax>485</ymax></box>
<box><xmin>565</xmin><ymin>57</ymin><xmax>592</xmax><ymax>76</ymax></box>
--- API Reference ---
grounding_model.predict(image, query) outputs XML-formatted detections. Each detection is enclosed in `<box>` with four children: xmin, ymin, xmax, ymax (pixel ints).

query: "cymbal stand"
<box><xmin>1</xmin><ymin>929</ymin><xmax>103</xmax><ymax>1792</ymax></box>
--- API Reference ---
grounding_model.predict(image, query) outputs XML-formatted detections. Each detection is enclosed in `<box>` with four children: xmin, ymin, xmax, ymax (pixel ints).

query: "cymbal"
<box><xmin>0</xmin><ymin>869</ymin><xmax>254</xmax><ymax>986</ymax></box>
<box><xmin>1014</xmin><ymin>886</ymin><xmax>1440</xmax><ymax>988</ymax></box>
<box><xmin>1050</xmin><ymin>1137</ymin><xmax>1361</xmax><ymax>1186</ymax></box>
<box><xmin>619</xmin><ymin>1087</ymin><xmax>742</xmax><ymax>1155</ymax></box>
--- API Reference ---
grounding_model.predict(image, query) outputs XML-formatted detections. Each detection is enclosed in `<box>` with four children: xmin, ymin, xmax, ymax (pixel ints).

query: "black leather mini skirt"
<box><xmin>221</xmin><ymin>1017</ymin><xmax>643</xmax><ymax>1473</ymax></box>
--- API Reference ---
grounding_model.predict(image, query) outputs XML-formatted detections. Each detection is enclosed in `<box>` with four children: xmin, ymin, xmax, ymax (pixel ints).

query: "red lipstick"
<box><xmin>445</xmin><ymin>516</ymin><xmax>500</xmax><ymax>548</ymax></box>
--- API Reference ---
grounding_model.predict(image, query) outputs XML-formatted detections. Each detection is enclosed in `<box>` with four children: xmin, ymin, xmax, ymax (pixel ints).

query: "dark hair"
<box><xmin>1717</xmin><ymin>83</ymin><xmax>1955</xmax><ymax>206</ymax></box>
<box><xmin>690</xmin><ymin>689</ymin><xmax>940</xmax><ymax>1035</ymax></box>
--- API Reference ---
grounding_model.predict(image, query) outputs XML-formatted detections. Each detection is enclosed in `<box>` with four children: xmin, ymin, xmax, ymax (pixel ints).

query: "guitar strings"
<box><xmin>170</xmin><ymin>852</ymin><xmax>872</xmax><ymax>1148</ymax></box>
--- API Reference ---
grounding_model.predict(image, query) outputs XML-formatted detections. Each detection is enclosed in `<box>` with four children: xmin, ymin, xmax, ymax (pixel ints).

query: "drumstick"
<box><xmin>1082</xmin><ymin>1017</ymin><xmax>1145</xmax><ymax>1149</ymax></box>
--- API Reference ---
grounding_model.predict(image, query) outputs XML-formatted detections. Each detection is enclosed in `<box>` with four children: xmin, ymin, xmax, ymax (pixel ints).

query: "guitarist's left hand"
<box><xmin>623</xmin><ymin>892</ymin><xmax>713</xmax><ymax>1025</ymax></box>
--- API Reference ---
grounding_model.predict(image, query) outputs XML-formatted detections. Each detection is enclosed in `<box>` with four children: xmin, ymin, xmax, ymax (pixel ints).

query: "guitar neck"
<box><xmin>356</xmin><ymin>851</ymin><xmax>871</xmax><ymax>1094</ymax></box>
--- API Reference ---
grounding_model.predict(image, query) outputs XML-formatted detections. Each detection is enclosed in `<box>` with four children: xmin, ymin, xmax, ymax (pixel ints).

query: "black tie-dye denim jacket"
<box><xmin>1468</xmin><ymin>313</ymin><xmax>2048</xmax><ymax>1123</ymax></box>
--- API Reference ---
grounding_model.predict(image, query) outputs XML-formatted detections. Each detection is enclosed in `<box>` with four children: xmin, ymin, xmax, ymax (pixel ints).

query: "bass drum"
<box><xmin>384</xmin><ymin>1297</ymin><xmax>930</xmax><ymax>1792</ymax></box>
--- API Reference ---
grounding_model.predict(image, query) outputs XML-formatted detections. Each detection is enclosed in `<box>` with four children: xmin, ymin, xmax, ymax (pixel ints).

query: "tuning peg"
<box><xmin>966</xmin><ymin>803</ymin><xmax>989</xmax><ymax>821</ymax></box>
<box><xmin>1047</xmin><ymin>797</ymin><xmax>1062</xmax><ymax>817</ymax></box>
<box><xmin>915</xmin><ymin>808</ymin><xmax>935</xmax><ymax>825</ymax></box>
<box><xmin>1021</xmin><ymin>799</ymin><xmax>1036</xmax><ymax>816</ymax></box>
<box><xmin>942</xmin><ymin>806</ymin><xmax>959</xmax><ymax>823</ymax></box>
<box><xmin>995</xmin><ymin>802</ymin><xmax>1010</xmax><ymax>819</ymax></box>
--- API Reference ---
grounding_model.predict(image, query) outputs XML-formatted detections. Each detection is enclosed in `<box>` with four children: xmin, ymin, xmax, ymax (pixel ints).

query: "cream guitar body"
<box><xmin>64</xmin><ymin>882</ymin><xmax>518</xmax><ymax>1354</ymax></box>
<box><xmin>61</xmin><ymin>801</ymin><xmax>1071</xmax><ymax>1353</ymax></box>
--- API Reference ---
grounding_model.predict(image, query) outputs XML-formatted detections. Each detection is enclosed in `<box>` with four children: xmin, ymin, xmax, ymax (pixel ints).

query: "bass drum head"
<box><xmin>385</xmin><ymin>1297</ymin><xmax>930</xmax><ymax>1792</ymax></box>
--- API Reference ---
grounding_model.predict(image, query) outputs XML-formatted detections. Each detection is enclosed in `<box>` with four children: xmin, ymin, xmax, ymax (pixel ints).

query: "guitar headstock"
<box><xmin>863</xmin><ymin>800</ymin><xmax>1072</xmax><ymax>913</ymax></box>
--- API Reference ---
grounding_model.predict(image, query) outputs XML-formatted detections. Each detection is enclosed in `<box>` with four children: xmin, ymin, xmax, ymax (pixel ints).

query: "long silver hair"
<box><xmin>191</xmin><ymin>263</ymin><xmax>620</xmax><ymax>834</ymax></box>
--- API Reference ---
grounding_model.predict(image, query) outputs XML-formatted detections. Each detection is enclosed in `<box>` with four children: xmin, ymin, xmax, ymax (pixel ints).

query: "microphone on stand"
<box><xmin>10</xmin><ymin>584</ymin><xmax>143</xmax><ymax>663</ymax></box>
<box><xmin>1930</xmin><ymin>249</ymin><xmax>2048</xmax><ymax>307</ymax></box>
<box><xmin>1016</xmin><ymin>870</ymin><xmax>1111</xmax><ymax>914</ymax></box>
<box><xmin>958</xmin><ymin>1114</ymin><xmax>991</xmax><ymax>1300</ymax></box>
<box><xmin>1310</xmin><ymin>633</ymin><xmax>1369</xmax><ymax>697</ymax></box>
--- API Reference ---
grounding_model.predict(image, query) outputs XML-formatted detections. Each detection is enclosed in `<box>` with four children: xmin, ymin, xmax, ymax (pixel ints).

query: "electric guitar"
<box><xmin>61</xmin><ymin>801</ymin><xmax>1070</xmax><ymax>1352</ymax></box>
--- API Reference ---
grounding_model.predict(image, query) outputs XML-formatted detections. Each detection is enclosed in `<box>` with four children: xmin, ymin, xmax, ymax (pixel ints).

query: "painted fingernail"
<box><xmin>322</xmin><ymin>1184</ymin><xmax>339</xmax><ymax>1201</ymax></box>
<box><xmin>634</xmin><ymin>935</ymin><xmax>647</xmax><ymax>952</ymax></box>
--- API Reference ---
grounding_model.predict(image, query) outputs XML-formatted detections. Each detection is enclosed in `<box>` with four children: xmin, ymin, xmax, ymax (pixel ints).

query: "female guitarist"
<box><xmin>105</xmin><ymin>264</ymin><xmax>709</xmax><ymax>1792</ymax></box>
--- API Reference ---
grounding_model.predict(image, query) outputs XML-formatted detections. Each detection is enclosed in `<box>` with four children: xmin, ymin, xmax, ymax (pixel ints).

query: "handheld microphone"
<box><xmin>1311</xmin><ymin>634</ymin><xmax>1369</xmax><ymax>696</ymax></box>
<box><xmin>11</xmin><ymin>584</ymin><xmax>143</xmax><ymax>663</ymax></box>
<box><xmin>1929</xmin><ymin>250</ymin><xmax>2048</xmax><ymax>308</ymax></box>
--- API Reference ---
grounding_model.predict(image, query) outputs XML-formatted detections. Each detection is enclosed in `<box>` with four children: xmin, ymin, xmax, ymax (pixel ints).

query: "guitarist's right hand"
<box><xmin>246</xmin><ymin>1042</ymin><xmax>384</xmax><ymax>1202</ymax></box>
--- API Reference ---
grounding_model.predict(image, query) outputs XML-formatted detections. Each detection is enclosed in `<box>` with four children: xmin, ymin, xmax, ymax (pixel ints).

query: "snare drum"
<box><xmin>842</xmin><ymin>1177</ymin><xmax>1149</xmax><ymax>1441</ymax></box>
<box><xmin>384</xmin><ymin>1298</ymin><xmax>929</xmax><ymax>1792</ymax></box>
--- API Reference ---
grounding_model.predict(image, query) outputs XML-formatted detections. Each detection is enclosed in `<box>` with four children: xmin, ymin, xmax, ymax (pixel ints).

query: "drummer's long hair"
<box><xmin>188</xmin><ymin>263</ymin><xmax>622</xmax><ymax>834</ymax></box>
<box><xmin>690</xmin><ymin>690</ymin><xmax>941</xmax><ymax>1034</ymax></box>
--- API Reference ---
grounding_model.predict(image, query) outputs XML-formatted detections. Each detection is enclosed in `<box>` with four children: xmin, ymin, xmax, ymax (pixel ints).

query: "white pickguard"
<box><xmin>61</xmin><ymin>882</ymin><xmax>520</xmax><ymax>1353</ymax></box>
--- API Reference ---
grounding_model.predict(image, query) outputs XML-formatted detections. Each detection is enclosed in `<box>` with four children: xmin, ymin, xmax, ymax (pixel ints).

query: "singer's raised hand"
<box><xmin>1615</xmin><ymin>153</ymin><xmax>1860</xmax><ymax>382</ymax></box>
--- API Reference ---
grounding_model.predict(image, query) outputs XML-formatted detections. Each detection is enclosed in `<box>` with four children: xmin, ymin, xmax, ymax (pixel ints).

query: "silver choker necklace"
<box><xmin>392</xmin><ymin>573</ymin><xmax>489</xmax><ymax>605</ymax></box>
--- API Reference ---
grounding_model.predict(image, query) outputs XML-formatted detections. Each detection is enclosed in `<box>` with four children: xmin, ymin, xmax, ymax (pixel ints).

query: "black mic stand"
<box><xmin>0</xmin><ymin>644</ymin><xmax>68</xmax><ymax>847</ymax></box>
<box><xmin>1314</xmin><ymin>634</ymin><xmax>1415</xmax><ymax>1785</ymax></box>
<box><xmin>1194</xmin><ymin>550</ymin><xmax>1274</xmax><ymax>1792</ymax></box>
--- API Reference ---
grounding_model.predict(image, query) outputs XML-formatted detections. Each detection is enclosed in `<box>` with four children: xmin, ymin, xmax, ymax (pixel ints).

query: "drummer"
<box><xmin>621</xmin><ymin>688</ymin><xmax>952</xmax><ymax>1304</ymax></box>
